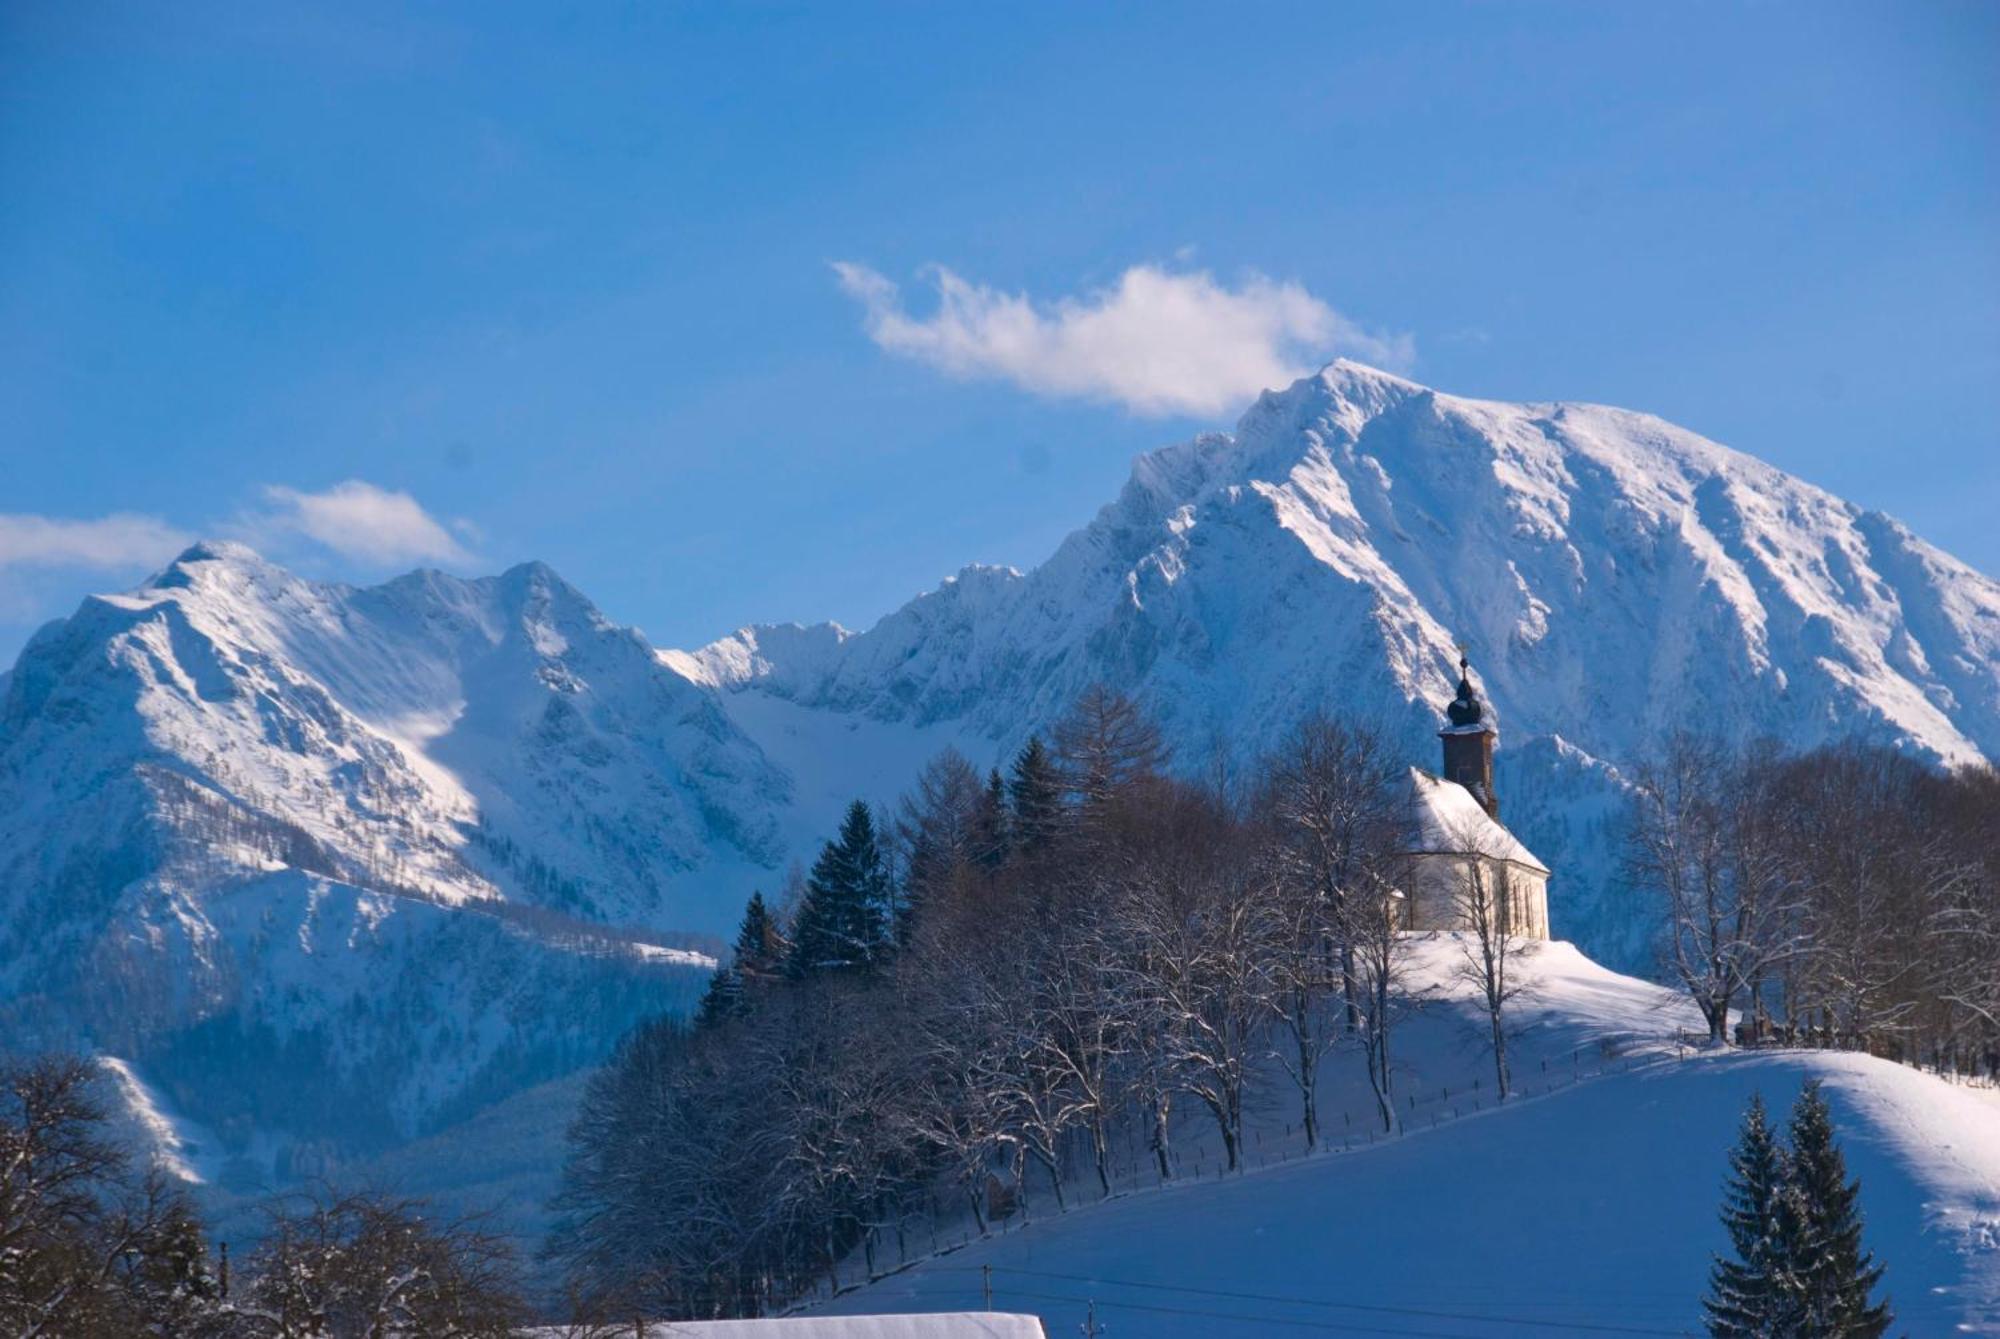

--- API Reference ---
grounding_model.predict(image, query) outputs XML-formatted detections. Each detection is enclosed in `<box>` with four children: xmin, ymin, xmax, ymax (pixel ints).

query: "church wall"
<box><xmin>1406</xmin><ymin>853</ymin><xmax>1550</xmax><ymax>941</ymax></box>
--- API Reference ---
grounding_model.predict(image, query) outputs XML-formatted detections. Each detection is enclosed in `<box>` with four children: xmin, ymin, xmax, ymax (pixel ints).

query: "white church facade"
<box><xmin>1403</xmin><ymin>658</ymin><xmax>1551</xmax><ymax>940</ymax></box>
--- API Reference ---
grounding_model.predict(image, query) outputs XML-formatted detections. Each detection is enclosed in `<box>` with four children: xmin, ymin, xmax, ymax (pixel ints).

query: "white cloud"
<box><xmin>833</xmin><ymin>261</ymin><xmax>1414</xmax><ymax>418</ymax></box>
<box><xmin>257</xmin><ymin>480</ymin><xmax>471</xmax><ymax>567</ymax></box>
<box><xmin>0</xmin><ymin>513</ymin><xmax>192</xmax><ymax>571</ymax></box>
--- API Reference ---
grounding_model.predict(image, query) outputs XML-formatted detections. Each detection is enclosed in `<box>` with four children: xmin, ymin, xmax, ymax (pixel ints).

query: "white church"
<box><xmin>1402</xmin><ymin>657</ymin><xmax>1551</xmax><ymax>940</ymax></box>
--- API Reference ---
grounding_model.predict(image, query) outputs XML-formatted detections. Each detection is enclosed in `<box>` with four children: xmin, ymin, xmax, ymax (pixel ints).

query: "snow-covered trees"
<box><xmin>1781</xmin><ymin>1082</ymin><xmax>1891</xmax><ymax>1336</ymax></box>
<box><xmin>1704</xmin><ymin>1083</ymin><xmax>1892</xmax><ymax>1338</ymax></box>
<box><xmin>233</xmin><ymin>1191</ymin><xmax>525</xmax><ymax>1338</ymax></box>
<box><xmin>552</xmin><ymin>698</ymin><xmax>1988</xmax><ymax>1325</ymax></box>
<box><xmin>1107</xmin><ymin>782</ymin><xmax>1273</xmax><ymax>1174</ymax></box>
<box><xmin>0</xmin><ymin>1055</ymin><xmax>217</xmax><ymax>1338</ymax></box>
<box><xmin>1705</xmin><ymin>1093</ymin><xmax>1790</xmax><ymax>1337</ymax></box>
<box><xmin>0</xmin><ymin>1055</ymin><xmax>527</xmax><ymax>1337</ymax></box>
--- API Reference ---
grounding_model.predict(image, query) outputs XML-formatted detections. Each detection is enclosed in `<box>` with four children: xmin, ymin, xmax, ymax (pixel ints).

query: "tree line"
<box><xmin>1625</xmin><ymin>733</ymin><xmax>2000</xmax><ymax>1072</ymax></box>
<box><xmin>544</xmin><ymin>688</ymin><xmax>1506</xmax><ymax>1320</ymax></box>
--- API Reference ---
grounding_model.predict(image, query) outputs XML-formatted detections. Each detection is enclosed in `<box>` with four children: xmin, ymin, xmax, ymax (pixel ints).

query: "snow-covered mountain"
<box><xmin>681</xmin><ymin>360</ymin><xmax>2000</xmax><ymax>962</ymax></box>
<box><xmin>0</xmin><ymin>544</ymin><xmax>775</xmax><ymax>1159</ymax></box>
<box><xmin>4</xmin><ymin>359</ymin><xmax>1995</xmax><ymax>1174</ymax></box>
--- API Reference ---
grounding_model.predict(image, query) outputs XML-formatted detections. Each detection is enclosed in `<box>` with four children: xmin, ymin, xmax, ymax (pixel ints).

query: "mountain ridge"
<box><xmin>688</xmin><ymin>357</ymin><xmax>1996</xmax><ymax>772</ymax></box>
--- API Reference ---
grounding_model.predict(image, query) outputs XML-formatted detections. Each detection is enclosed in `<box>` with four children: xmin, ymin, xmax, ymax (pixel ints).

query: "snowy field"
<box><xmin>802</xmin><ymin>940</ymin><xmax>2000</xmax><ymax>1337</ymax></box>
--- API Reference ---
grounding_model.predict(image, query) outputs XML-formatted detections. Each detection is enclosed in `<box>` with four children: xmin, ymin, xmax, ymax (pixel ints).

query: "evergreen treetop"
<box><xmin>785</xmin><ymin>799</ymin><xmax>891</xmax><ymax>977</ymax></box>
<box><xmin>732</xmin><ymin>891</ymin><xmax>787</xmax><ymax>980</ymax></box>
<box><xmin>1704</xmin><ymin>1082</ymin><xmax>1892</xmax><ymax>1339</ymax></box>
<box><xmin>1007</xmin><ymin>736</ymin><xmax>1063</xmax><ymax>854</ymax></box>
<box><xmin>1704</xmin><ymin>1093</ymin><xmax>1798</xmax><ymax>1338</ymax></box>
<box><xmin>695</xmin><ymin>964</ymin><xmax>742</xmax><ymax>1030</ymax></box>
<box><xmin>975</xmin><ymin>768</ymin><xmax>1010</xmax><ymax>869</ymax></box>
<box><xmin>1783</xmin><ymin>1081</ymin><xmax>1891</xmax><ymax>1338</ymax></box>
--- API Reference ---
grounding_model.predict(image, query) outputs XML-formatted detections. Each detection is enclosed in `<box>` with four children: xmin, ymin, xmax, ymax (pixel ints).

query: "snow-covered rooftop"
<box><xmin>1408</xmin><ymin>767</ymin><xmax>1549</xmax><ymax>873</ymax></box>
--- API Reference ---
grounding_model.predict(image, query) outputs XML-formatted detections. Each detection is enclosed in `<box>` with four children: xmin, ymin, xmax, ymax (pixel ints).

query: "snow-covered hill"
<box><xmin>4</xmin><ymin>360</ymin><xmax>1995</xmax><ymax>1180</ymax></box>
<box><xmin>816</xmin><ymin>940</ymin><xmax>2000</xmax><ymax>1336</ymax></box>
<box><xmin>683</xmin><ymin>360</ymin><xmax>2000</xmax><ymax>965</ymax></box>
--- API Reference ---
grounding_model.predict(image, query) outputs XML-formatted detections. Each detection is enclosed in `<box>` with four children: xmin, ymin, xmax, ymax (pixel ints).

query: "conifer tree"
<box><xmin>1704</xmin><ymin>1093</ymin><xmax>1798</xmax><ymax>1337</ymax></box>
<box><xmin>731</xmin><ymin>891</ymin><xmax>786</xmax><ymax>983</ymax></box>
<box><xmin>1781</xmin><ymin>1081</ymin><xmax>1891</xmax><ymax>1337</ymax></box>
<box><xmin>697</xmin><ymin>893</ymin><xmax>788</xmax><ymax>1028</ymax></box>
<box><xmin>1052</xmin><ymin>683</ymin><xmax>1166</xmax><ymax>808</ymax></box>
<box><xmin>786</xmin><ymin>800</ymin><xmax>891</xmax><ymax>977</ymax></box>
<box><xmin>1007</xmin><ymin>736</ymin><xmax>1063</xmax><ymax>854</ymax></box>
<box><xmin>695</xmin><ymin>964</ymin><xmax>742</xmax><ymax>1030</ymax></box>
<box><xmin>973</xmin><ymin>768</ymin><xmax>1010</xmax><ymax>870</ymax></box>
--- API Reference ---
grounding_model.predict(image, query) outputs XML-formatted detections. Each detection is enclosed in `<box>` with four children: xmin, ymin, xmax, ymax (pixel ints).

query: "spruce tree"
<box><xmin>785</xmin><ymin>800</ymin><xmax>891</xmax><ymax>977</ymax></box>
<box><xmin>732</xmin><ymin>891</ymin><xmax>786</xmax><ymax>983</ymax></box>
<box><xmin>1007</xmin><ymin>736</ymin><xmax>1063</xmax><ymax>854</ymax></box>
<box><xmin>694</xmin><ymin>964</ymin><xmax>742</xmax><ymax>1030</ymax></box>
<box><xmin>1704</xmin><ymin>1093</ymin><xmax>1797</xmax><ymax>1337</ymax></box>
<box><xmin>698</xmin><ymin>893</ymin><xmax>788</xmax><ymax>1027</ymax></box>
<box><xmin>974</xmin><ymin>768</ymin><xmax>1010</xmax><ymax>869</ymax></box>
<box><xmin>1782</xmin><ymin>1081</ymin><xmax>1891</xmax><ymax>1337</ymax></box>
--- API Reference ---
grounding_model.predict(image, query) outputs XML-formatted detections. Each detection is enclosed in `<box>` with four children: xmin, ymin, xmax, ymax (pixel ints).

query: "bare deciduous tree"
<box><xmin>1437</xmin><ymin>814</ymin><xmax>1538</xmax><ymax>1099</ymax></box>
<box><xmin>1625</xmin><ymin>733</ymin><xmax>1799</xmax><ymax>1045</ymax></box>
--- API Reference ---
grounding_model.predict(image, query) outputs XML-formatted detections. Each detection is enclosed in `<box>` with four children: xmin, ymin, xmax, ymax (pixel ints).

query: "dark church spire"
<box><xmin>1446</xmin><ymin>653</ymin><xmax>1484</xmax><ymax>729</ymax></box>
<box><xmin>1439</xmin><ymin>648</ymin><xmax>1499</xmax><ymax>817</ymax></box>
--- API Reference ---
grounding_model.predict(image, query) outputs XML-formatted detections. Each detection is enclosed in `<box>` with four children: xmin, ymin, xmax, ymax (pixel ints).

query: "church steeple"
<box><xmin>1439</xmin><ymin>650</ymin><xmax>1498</xmax><ymax>817</ymax></box>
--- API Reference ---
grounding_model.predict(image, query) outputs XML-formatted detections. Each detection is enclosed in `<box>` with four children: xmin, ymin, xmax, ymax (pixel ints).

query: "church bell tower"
<box><xmin>1439</xmin><ymin>653</ymin><xmax>1498</xmax><ymax>817</ymax></box>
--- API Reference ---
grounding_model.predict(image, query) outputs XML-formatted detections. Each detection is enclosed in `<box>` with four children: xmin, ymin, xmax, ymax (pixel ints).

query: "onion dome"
<box><xmin>1445</xmin><ymin>655</ymin><xmax>1487</xmax><ymax>729</ymax></box>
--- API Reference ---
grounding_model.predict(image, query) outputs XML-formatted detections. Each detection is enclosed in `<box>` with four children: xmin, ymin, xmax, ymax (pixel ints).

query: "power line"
<box><xmin>988</xmin><ymin>1287</ymin><xmax>1688</xmax><ymax>1339</ymax></box>
<box><xmin>989</xmin><ymin>1287</ymin><xmax>1539</xmax><ymax>1338</ymax></box>
<box><xmin>932</xmin><ymin>1265</ymin><xmax>1689</xmax><ymax>1337</ymax></box>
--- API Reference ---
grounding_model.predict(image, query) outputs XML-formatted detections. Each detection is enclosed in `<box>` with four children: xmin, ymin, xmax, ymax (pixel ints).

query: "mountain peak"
<box><xmin>1314</xmin><ymin>356</ymin><xmax>1426</xmax><ymax>393</ymax></box>
<box><xmin>144</xmin><ymin>539</ymin><xmax>287</xmax><ymax>596</ymax></box>
<box><xmin>159</xmin><ymin>537</ymin><xmax>267</xmax><ymax>572</ymax></box>
<box><xmin>501</xmin><ymin>557</ymin><xmax>562</xmax><ymax>583</ymax></box>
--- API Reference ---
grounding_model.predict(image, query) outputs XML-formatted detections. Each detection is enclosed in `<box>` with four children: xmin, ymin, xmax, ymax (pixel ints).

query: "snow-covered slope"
<box><xmin>683</xmin><ymin>361</ymin><xmax>2000</xmax><ymax>965</ymax></box>
<box><xmin>818</xmin><ymin>941</ymin><xmax>2000</xmax><ymax>1336</ymax></box>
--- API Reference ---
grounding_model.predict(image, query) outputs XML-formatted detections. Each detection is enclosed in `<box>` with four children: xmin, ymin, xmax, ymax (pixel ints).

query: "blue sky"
<box><xmin>2</xmin><ymin>2</ymin><xmax>1994</xmax><ymax>664</ymax></box>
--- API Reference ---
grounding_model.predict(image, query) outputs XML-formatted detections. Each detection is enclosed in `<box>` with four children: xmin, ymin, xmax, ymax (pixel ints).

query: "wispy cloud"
<box><xmin>833</xmin><ymin>261</ymin><xmax>1413</xmax><ymax>418</ymax></box>
<box><xmin>256</xmin><ymin>480</ymin><xmax>472</xmax><ymax>567</ymax></box>
<box><xmin>0</xmin><ymin>513</ymin><xmax>192</xmax><ymax>571</ymax></box>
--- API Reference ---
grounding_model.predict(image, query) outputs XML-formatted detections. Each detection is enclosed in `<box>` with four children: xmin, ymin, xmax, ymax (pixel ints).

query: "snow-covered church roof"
<box><xmin>1408</xmin><ymin>768</ymin><xmax>1549</xmax><ymax>874</ymax></box>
